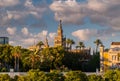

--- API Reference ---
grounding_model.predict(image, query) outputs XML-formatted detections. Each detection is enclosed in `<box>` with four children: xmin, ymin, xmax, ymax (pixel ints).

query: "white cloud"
<box><xmin>50</xmin><ymin>0</ymin><xmax>86</xmax><ymax>24</ymax></box>
<box><xmin>6</xmin><ymin>27</ymin><xmax>16</xmax><ymax>35</ymax></box>
<box><xmin>87</xmin><ymin>0</ymin><xmax>107</xmax><ymax>12</ymax></box>
<box><xmin>7</xmin><ymin>29</ymin><xmax>56</xmax><ymax>48</ymax></box>
<box><xmin>0</xmin><ymin>0</ymin><xmax>19</xmax><ymax>7</ymax></box>
<box><xmin>49</xmin><ymin>33</ymin><xmax>56</xmax><ymax>39</ymax></box>
<box><xmin>21</xmin><ymin>27</ymin><xmax>29</xmax><ymax>35</ymax></box>
<box><xmin>72</xmin><ymin>29</ymin><xmax>97</xmax><ymax>41</ymax></box>
<box><xmin>42</xmin><ymin>30</ymin><xmax>48</xmax><ymax>36</ymax></box>
<box><xmin>21</xmin><ymin>38</ymin><xmax>35</xmax><ymax>45</ymax></box>
<box><xmin>9</xmin><ymin>41</ymin><xmax>14</xmax><ymax>44</ymax></box>
<box><xmin>0</xmin><ymin>0</ymin><xmax>47</xmax><ymax>27</ymax></box>
<box><xmin>7</xmin><ymin>11</ymin><xmax>27</xmax><ymax>20</ymax></box>
<box><xmin>50</xmin><ymin>0</ymin><xmax>120</xmax><ymax>30</ymax></box>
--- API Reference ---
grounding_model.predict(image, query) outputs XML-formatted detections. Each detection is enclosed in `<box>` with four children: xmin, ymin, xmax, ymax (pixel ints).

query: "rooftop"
<box><xmin>111</xmin><ymin>42</ymin><xmax>120</xmax><ymax>45</ymax></box>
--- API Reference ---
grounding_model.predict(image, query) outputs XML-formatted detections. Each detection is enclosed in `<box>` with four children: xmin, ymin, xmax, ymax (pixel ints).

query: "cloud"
<box><xmin>50</xmin><ymin>0</ymin><xmax>120</xmax><ymax>30</ymax></box>
<box><xmin>42</xmin><ymin>30</ymin><xmax>48</xmax><ymax>36</ymax></box>
<box><xmin>6</xmin><ymin>28</ymin><xmax>56</xmax><ymax>48</ymax></box>
<box><xmin>21</xmin><ymin>27</ymin><xmax>29</xmax><ymax>35</ymax></box>
<box><xmin>6</xmin><ymin>27</ymin><xmax>16</xmax><ymax>35</ymax></box>
<box><xmin>49</xmin><ymin>33</ymin><xmax>56</xmax><ymax>38</ymax></box>
<box><xmin>50</xmin><ymin>0</ymin><xmax>86</xmax><ymax>24</ymax></box>
<box><xmin>21</xmin><ymin>38</ymin><xmax>35</xmax><ymax>46</ymax></box>
<box><xmin>0</xmin><ymin>0</ymin><xmax>20</xmax><ymax>7</ymax></box>
<box><xmin>72</xmin><ymin>29</ymin><xmax>97</xmax><ymax>41</ymax></box>
<box><xmin>0</xmin><ymin>0</ymin><xmax>47</xmax><ymax>27</ymax></box>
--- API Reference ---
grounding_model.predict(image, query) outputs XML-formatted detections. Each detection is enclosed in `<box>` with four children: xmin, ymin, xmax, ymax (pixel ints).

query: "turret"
<box><xmin>99</xmin><ymin>44</ymin><xmax>104</xmax><ymax>72</ymax></box>
<box><xmin>44</xmin><ymin>36</ymin><xmax>49</xmax><ymax>48</ymax></box>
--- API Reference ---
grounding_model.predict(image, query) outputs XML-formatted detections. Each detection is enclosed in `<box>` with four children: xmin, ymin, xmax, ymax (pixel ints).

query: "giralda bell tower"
<box><xmin>54</xmin><ymin>20</ymin><xmax>66</xmax><ymax>47</ymax></box>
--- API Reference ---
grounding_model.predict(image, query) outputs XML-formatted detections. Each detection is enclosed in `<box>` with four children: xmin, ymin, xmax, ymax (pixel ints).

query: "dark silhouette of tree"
<box><xmin>94</xmin><ymin>39</ymin><xmax>102</xmax><ymax>53</ymax></box>
<box><xmin>66</xmin><ymin>38</ymin><xmax>75</xmax><ymax>51</ymax></box>
<box><xmin>76</xmin><ymin>42</ymin><xmax>85</xmax><ymax>50</ymax></box>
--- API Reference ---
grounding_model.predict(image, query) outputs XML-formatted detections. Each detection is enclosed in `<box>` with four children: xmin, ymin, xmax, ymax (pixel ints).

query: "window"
<box><xmin>112</xmin><ymin>55</ymin><xmax>116</xmax><ymax>60</ymax></box>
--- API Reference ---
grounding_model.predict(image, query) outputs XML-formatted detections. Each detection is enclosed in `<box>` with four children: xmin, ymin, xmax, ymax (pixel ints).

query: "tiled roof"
<box><xmin>111</xmin><ymin>42</ymin><xmax>120</xmax><ymax>45</ymax></box>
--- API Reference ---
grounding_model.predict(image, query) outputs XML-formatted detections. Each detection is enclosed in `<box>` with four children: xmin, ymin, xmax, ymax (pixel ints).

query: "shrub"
<box><xmin>88</xmin><ymin>74</ymin><xmax>104</xmax><ymax>81</ymax></box>
<box><xmin>64</xmin><ymin>71</ymin><xmax>88</xmax><ymax>81</ymax></box>
<box><xmin>104</xmin><ymin>69</ymin><xmax>120</xmax><ymax>81</ymax></box>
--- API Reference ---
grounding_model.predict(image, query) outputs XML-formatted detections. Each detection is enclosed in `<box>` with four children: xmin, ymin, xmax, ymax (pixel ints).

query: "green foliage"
<box><xmin>63</xmin><ymin>52</ymin><xmax>83</xmax><ymax>70</ymax></box>
<box><xmin>104</xmin><ymin>69</ymin><xmax>120</xmax><ymax>81</ymax></box>
<box><xmin>0</xmin><ymin>74</ymin><xmax>11</xmax><ymax>81</ymax></box>
<box><xmin>88</xmin><ymin>74</ymin><xmax>104</xmax><ymax>81</ymax></box>
<box><xmin>46</xmin><ymin>70</ymin><xmax>64</xmax><ymax>81</ymax></box>
<box><xmin>41</xmin><ymin>46</ymin><xmax>65</xmax><ymax>70</ymax></box>
<box><xmin>1</xmin><ymin>70</ymin><xmax>120</xmax><ymax>81</ymax></box>
<box><xmin>26</xmin><ymin>69</ymin><xmax>47</xmax><ymax>81</ymax></box>
<box><xmin>64</xmin><ymin>71</ymin><xmax>88</xmax><ymax>81</ymax></box>
<box><xmin>66</xmin><ymin>38</ymin><xmax>75</xmax><ymax>50</ymax></box>
<box><xmin>1</xmin><ymin>67</ymin><xmax>8</xmax><ymax>72</ymax></box>
<box><xmin>0</xmin><ymin>44</ymin><xmax>13</xmax><ymax>71</ymax></box>
<box><xmin>86</xmin><ymin>53</ymin><xmax>100</xmax><ymax>72</ymax></box>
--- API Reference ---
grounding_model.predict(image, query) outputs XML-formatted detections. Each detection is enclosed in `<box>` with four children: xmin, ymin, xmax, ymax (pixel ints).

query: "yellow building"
<box><xmin>100</xmin><ymin>42</ymin><xmax>120</xmax><ymax>72</ymax></box>
<box><xmin>54</xmin><ymin>20</ymin><xmax>66</xmax><ymax>47</ymax></box>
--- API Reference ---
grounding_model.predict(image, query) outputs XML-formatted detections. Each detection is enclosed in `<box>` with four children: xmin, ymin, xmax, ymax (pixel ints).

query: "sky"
<box><xmin>0</xmin><ymin>0</ymin><xmax>120</xmax><ymax>49</ymax></box>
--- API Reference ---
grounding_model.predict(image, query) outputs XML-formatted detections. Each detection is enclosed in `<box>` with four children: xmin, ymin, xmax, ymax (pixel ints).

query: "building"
<box><xmin>0</xmin><ymin>37</ymin><xmax>9</xmax><ymax>44</ymax></box>
<box><xmin>28</xmin><ymin>37</ymin><xmax>49</xmax><ymax>51</ymax></box>
<box><xmin>100</xmin><ymin>42</ymin><xmax>120</xmax><ymax>72</ymax></box>
<box><xmin>54</xmin><ymin>20</ymin><xmax>66</xmax><ymax>47</ymax></box>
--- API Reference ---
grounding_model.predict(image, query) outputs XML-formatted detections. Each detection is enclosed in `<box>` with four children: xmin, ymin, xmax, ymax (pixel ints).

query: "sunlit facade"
<box><xmin>100</xmin><ymin>42</ymin><xmax>120</xmax><ymax>72</ymax></box>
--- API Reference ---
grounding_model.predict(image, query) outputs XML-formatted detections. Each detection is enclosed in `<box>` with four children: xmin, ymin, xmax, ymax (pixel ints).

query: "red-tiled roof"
<box><xmin>111</xmin><ymin>42</ymin><xmax>120</xmax><ymax>45</ymax></box>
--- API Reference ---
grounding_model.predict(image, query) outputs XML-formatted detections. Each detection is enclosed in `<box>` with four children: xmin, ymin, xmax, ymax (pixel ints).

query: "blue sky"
<box><xmin>0</xmin><ymin>0</ymin><xmax>120</xmax><ymax>49</ymax></box>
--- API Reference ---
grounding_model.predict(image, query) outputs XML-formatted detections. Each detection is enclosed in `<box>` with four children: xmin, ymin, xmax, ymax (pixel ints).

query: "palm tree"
<box><xmin>11</xmin><ymin>46</ymin><xmax>21</xmax><ymax>71</ymax></box>
<box><xmin>36</xmin><ymin>41</ymin><xmax>44</xmax><ymax>50</ymax></box>
<box><xmin>66</xmin><ymin>38</ymin><xmax>71</xmax><ymax>49</ymax></box>
<box><xmin>69</xmin><ymin>39</ymin><xmax>75</xmax><ymax>50</ymax></box>
<box><xmin>77</xmin><ymin>42</ymin><xmax>85</xmax><ymax>50</ymax></box>
<box><xmin>28</xmin><ymin>51</ymin><xmax>40</xmax><ymax>69</ymax></box>
<box><xmin>66</xmin><ymin>38</ymin><xmax>75</xmax><ymax>51</ymax></box>
<box><xmin>94</xmin><ymin>39</ymin><xmax>102</xmax><ymax>53</ymax></box>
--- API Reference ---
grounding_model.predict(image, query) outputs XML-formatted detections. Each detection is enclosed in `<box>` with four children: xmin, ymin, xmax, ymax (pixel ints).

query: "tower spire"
<box><xmin>59</xmin><ymin>19</ymin><xmax>62</xmax><ymax>29</ymax></box>
<box><xmin>60</xmin><ymin>19</ymin><xmax>62</xmax><ymax>25</ymax></box>
<box><xmin>44</xmin><ymin>36</ymin><xmax>49</xmax><ymax>48</ymax></box>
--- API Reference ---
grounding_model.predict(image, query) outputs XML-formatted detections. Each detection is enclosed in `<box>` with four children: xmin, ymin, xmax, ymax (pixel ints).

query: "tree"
<box><xmin>41</xmin><ymin>46</ymin><xmax>65</xmax><ymax>70</ymax></box>
<box><xmin>20</xmin><ymin>48</ymin><xmax>32</xmax><ymax>71</ymax></box>
<box><xmin>66</xmin><ymin>38</ymin><xmax>75</xmax><ymax>51</ymax></box>
<box><xmin>25</xmin><ymin>51</ymin><xmax>40</xmax><ymax>69</ymax></box>
<box><xmin>94</xmin><ymin>39</ymin><xmax>102</xmax><ymax>53</ymax></box>
<box><xmin>76</xmin><ymin>42</ymin><xmax>85</xmax><ymax>50</ymax></box>
<box><xmin>11</xmin><ymin>46</ymin><xmax>21</xmax><ymax>71</ymax></box>
<box><xmin>36</xmin><ymin>41</ymin><xmax>44</xmax><ymax>50</ymax></box>
<box><xmin>1</xmin><ymin>44</ymin><xmax>13</xmax><ymax>70</ymax></box>
<box><xmin>86</xmin><ymin>53</ymin><xmax>100</xmax><ymax>72</ymax></box>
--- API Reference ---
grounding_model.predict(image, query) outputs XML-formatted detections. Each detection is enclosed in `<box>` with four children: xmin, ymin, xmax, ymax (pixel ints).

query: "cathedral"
<box><xmin>54</xmin><ymin>20</ymin><xmax>66</xmax><ymax>48</ymax></box>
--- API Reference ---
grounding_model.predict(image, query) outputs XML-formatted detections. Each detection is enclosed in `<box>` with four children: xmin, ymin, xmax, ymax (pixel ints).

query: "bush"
<box><xmin>0</xmin><ymin>74</ymin><xmax>11</xmax><ymax>81</ymax></box>
<box><xmin>1</xmin><ymin>67</ymin><xmax>8</xmax><ymax>72</ymax></box>
<box><xmin>88</xmin><ymin>74</ymin><xmax>104</xmax><ymax>81</ymax></box>
<box><xmin>46</xmin><ymin>70</ymin><xmax>64</xmax><ymax>81</ymax></box>
<box><xmin>104</xmin><ymin>69</ymin><xmax>120</xmax><ymax>81</ymax></box>
<box><xmin>64</xmin><ymin>71</ymin><xmax>88</xmax><ymax>81</ymax></box>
